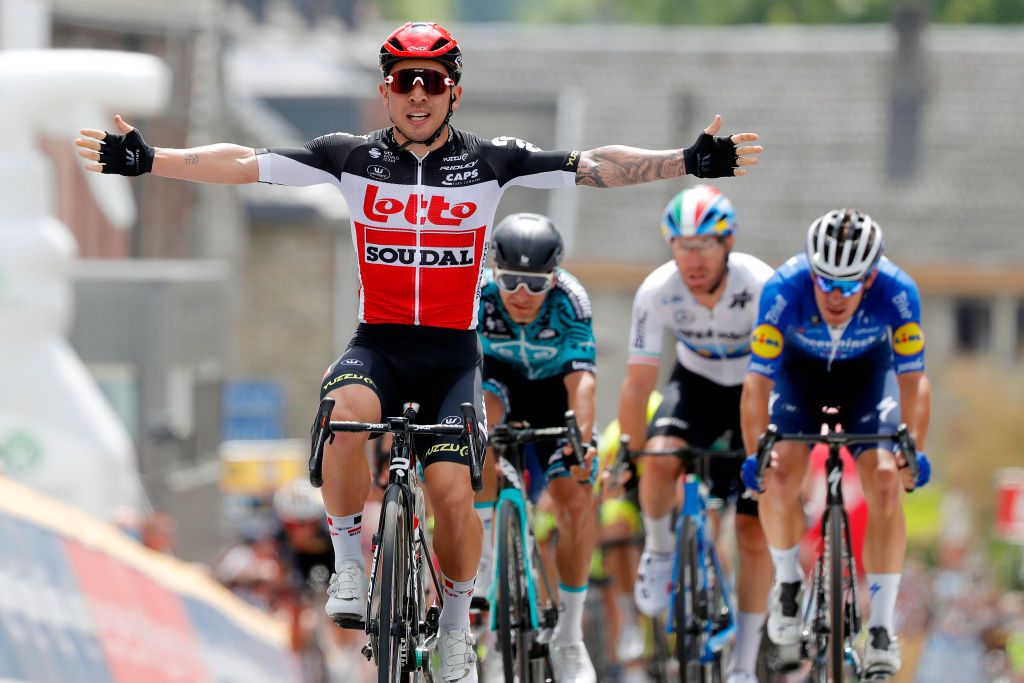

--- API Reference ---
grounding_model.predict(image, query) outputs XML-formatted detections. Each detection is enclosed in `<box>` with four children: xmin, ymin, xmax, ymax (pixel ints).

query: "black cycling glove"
<box><xmin>683</xmin><ymin>129</ymin><xmax>738</xmax><ymax>179</ymax></box>
<box><xmin>99</xmin><ymin>128</ymin><xmax>155</xmax><ymax>176</ymax></box>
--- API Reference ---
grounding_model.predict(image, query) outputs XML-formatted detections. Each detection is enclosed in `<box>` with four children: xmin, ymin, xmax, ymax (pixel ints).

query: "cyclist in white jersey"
<box><xmin>618</xmin><ymin>186</ymin><xmax>774</xmax><ymax>683</ymax></box>
<box><xmin>76</xmin><ymin>22</ymin><xmax>762</xmax><ymax>683</ymax></box>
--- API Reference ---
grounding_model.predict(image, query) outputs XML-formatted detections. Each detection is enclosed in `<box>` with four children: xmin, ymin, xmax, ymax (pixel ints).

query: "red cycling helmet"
<box><xmin>379</xmin><ymin>22</ymin><xmax>463</xmax><ymax>84</ymax></box>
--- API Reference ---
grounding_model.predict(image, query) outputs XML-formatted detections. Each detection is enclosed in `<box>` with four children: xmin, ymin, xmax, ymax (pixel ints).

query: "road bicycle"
<box><xmin>609</xmin><ymin>436</ymin><xmax>745</xmax><ymax>682</ymax></box>
<box><xmin>309</xmin><ymin>398</ymin><xmax>483</xmax><ymax>683</ymax></box>
<box><xmin>485</xmin><ymin>412</ymin><xmax>584</xmax><ymax>682</ymax></box>
<box><xmin>752</xmin><ymin>422</ymin><xmax>918</xmax><ymax>683</ymax></box>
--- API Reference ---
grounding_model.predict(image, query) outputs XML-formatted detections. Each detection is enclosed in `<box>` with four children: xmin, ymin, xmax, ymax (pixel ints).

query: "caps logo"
<box><xmin>892</xmin><ymin>322</ymin><xmax>924</xmax><ymax>356</ymax></box>
<box><xmin>751</xmin><ymin>324</ymin><xmax>784</xmax><ymax>360</ymax></box>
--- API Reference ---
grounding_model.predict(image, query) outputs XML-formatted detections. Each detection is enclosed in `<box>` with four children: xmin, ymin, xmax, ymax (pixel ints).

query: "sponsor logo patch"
<box><xmin>364</xmin><ymin>244</ymin><xmax>474</xmax><ymax>267</ymax></box>
<box><xmin>751</xmin><ymin>324</ymin><xmax>784</xmax><ymax>360</ymax></box>
<box><xmin>366</xmin><ymin>164</ymin><xmax>390</xmax><ymax>180</ymax></box>
<box><xmin>892</xmin><ymin>322</ymin><xmax>924</xmax><ymax>356</ymax></box>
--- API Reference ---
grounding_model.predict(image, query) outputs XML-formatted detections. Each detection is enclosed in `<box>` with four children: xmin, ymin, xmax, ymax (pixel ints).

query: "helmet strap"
<box><xmin>706</xmin><ymin>247</ymin><xmax>730</xmax><ymax>295</ymax></box>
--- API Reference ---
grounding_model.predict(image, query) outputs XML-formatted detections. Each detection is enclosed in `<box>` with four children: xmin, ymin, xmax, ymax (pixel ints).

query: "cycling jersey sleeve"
<box><xmin>256</xmin><ymin>133</ymin><xmax>365</xmax><ymax>187</ymax></box>
<box><xmin>748</xmin><ymin>269</ymin><xmax>793</xmax><ymax>380</ymax></box>
<box><xmin>554</xmin><ymin>272</ymin><xmax>597</xmax><ymax>375</ymax></box>
<box><xmin>882</xmin><ymin>267</ymin><xmax>926</xmax><ymax>374</ymax></box>
<box><xmin>627</xmin><ymin>275</ymin><xmax>665</xmax><ymax>367</ymax></box>
<box><xmin>481</xmin><ymin>135</ymin><xmax>580</xmax><ymax>189</ymax></box>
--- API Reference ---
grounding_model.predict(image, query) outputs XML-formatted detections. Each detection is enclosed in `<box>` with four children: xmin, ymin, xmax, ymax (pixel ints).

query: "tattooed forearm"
<box><xmin>185</xmin><ymin>153</ymin><xmax>199</xmax><ymax>165</ymax></box>
<box><xmin>575</xmin><ymin>146</ymin><xmax>685</xmax><ymax>188</ymax></box>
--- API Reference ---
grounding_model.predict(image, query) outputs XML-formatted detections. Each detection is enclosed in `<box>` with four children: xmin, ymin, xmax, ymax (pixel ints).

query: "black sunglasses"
<box><xmin>385</xmin><ymin>68</ymin><xmax>454</xmax><ymax>96</ymax></box>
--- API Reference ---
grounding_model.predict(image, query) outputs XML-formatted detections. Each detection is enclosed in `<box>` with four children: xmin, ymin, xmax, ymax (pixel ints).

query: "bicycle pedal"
<box><xmin>360</xmin><ymin>642</ymin><xmax>374</xmax><ymax>662</ymax></box>
<box><xmin>332</xmin><ymin>614</ymin><xmax>366</xmax><ymax>630</ymax></box>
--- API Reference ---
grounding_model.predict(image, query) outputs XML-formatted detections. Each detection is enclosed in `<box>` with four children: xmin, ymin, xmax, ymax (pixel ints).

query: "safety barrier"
<box><xmin>0</xmin><ymin>476</ymin><xmax>300</xmax><ymax>682</ymax></box>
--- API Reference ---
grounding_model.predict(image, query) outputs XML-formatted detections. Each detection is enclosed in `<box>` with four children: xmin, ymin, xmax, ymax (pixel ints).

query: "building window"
<box><xmin>954</xmin><ymin>298</ymin><xmax>992</xmax><ymax>353</ymax></box>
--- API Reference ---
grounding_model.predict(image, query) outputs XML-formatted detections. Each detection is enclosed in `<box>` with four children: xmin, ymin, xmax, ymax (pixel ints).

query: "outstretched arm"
<box><xmin>575</xmin><ymin>115</ymin><xmax>762</xmax><ymax>188</ymax></box>
<box><xmin>76</xmin><ymin>115</ymin><xmax>259</xmax><ymax>185</ymax></box>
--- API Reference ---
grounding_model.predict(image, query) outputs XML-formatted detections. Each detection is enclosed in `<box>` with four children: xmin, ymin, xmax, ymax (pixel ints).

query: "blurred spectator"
<box><xmin>141</xmin><ymin>511</ymin><xmax>177</xmax><ymax>554</ymax></box>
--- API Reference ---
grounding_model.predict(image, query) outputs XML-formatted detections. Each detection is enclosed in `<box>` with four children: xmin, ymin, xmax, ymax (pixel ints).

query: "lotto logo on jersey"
<box><xmin>365</xmin><ymin>243</ymin><xmax>475</xmax><ymax>267</ymax></box>
<box><xmin>751</xmin><ymin>324</ymin><xmax>783</xmax><ymax>360</ymax></box>
<box><xmin>362</xmin><ymin>184</ymin><xmax>477</xmax><ymax>226</ymax></box>
<box><xmin>892</xmin><ymin>322</ymin><xmax>924</xmax><ymax>356</ymax></box>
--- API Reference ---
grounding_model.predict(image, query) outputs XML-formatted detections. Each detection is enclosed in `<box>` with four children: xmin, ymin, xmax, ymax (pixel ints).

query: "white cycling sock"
<box><xmin>474</xmin><ymin>502</ymin><xmax>495</xmax><ymax>572</ymax></box>
<box><xmin>327</xmin><ymin>511</ymin><xmax>364</xmax><ymax>570</ymax></box>
<box><xmin>866</xmin><ymin>573</ymin><xmax>901</xmax><ymax>633</ymax></box>
<box><xmin>642</xmin><ymin>513</ymin><xmax>674</xmax><ymax>554</ymax></box>
<box><xmin>439</xmin><ymin>574</ymin><xmax>476</xmax><ymax>631</ymax></box>
<box><xmin>769</xmin><ymin>543</ymin><xmax>802</xmax><ymax>584</ymax></box>
<box><xmin>731</xmin><ymin>611</ymin><xmax>767</xmax><ymax>674</ymax></box>
<box><xmin>553</xmin><ymin>583</ymin><xmax>588</xmax><ymax>645</ymax></box>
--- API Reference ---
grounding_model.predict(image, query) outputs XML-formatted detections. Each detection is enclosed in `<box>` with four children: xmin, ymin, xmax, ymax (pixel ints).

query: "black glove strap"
<box><xmin>683</xmin><ymin>130</ymin><xmax>737</xmax><ymax>179</ymax></box>
<box><xmin>99</xmin><ymin>128</ymin><xmax>155</xmax><ymax>176</ymax></box>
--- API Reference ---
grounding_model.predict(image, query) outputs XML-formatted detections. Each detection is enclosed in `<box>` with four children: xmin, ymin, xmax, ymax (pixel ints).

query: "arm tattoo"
<box><xmin>185</xmin><ymin>153</ymin><xmax>199</xmax><ymax>165</ymax></box>
<box><xmin>575</xmin><ymin>146</ymin><xmax>684</xmax><ymax>188</ymax></box>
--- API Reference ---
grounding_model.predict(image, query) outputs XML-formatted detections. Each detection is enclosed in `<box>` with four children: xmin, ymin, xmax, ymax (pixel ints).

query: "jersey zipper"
<box><xmin>414</xmin><ymin>155</ymin><xmax>425</xmax><ymax>325</ymax></box>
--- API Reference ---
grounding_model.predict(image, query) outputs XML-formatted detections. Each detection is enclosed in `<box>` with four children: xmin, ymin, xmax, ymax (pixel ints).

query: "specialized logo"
<box><xmin>892</xmin><ymin>322</ymin><xmax>924</xmax><ymax>356</ymax></box>
<box><xmin>367</xmin><ymin>164</ymin><xmax>391</xmax><ymax>181</ymax></box>
<box><xmin>877</xmin><ymin>395</ymin><xmax>898</xmax><ymax>421</ymax></box>
<box><xmin>363</xmin><ymin>184</ymin><xmax>477</xmax><ymax>226</ymax></box>
<box><xmin>751</xmin><ymin>324</ymin><xmax>784</xmax><ymax>360</ymax></box>
<box><xmin>365</xmin><ymin>243</ymin><xmax>474</xmax><ymax>267</ymax></box>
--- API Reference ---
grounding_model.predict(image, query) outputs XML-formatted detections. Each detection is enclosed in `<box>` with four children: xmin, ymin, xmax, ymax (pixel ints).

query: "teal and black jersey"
<box><xmin>477</xmin><ymin>269</ymin><xmax>597</xmax><ymax>381</ymax></box>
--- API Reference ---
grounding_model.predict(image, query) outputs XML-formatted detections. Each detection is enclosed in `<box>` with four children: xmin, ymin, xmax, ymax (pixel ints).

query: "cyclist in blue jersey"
<box><xmin>739</xmin><ymin>209</ymin><xmax>932</xmax><ymax>681</ymax></box>
<box><xmin>474</xmin><ymin>213</ymin><xmax>599</xmax><ymax>682</ymax></box>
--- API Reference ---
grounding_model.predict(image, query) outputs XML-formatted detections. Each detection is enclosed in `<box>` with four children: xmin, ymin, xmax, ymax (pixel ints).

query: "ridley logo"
<box><xmin>363</xmin><ymin>184</ymin><xmax>477</xmax><ymax>226</ymax></box>
<box><xmin>365</xmin><ymin>243</ymin><xmax>475</xmax><ymax>267</ymax></box>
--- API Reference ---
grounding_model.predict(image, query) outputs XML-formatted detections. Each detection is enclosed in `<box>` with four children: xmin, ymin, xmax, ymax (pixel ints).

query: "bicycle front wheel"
<box><xmin>826</xmin><ymin>508</ymin><xmax>847</xmax><ymax>682</ymax></box>
<box><xmin>377</xmin><ymin>487</ymin><xmax>412</xmax><ymax>683</ymax></box>
<box><xmin>497</xmin><ymin>499</ymin><xmax>531</xmax><ymax>681</ymax></box>
<box><xmin>673</xmin><ymin>516</ymin><xmax>703</xmax><ymax>681</ymax></box>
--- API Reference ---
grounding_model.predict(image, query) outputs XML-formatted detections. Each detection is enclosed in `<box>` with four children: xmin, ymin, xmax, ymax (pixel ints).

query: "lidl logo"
<box><xmin>893</xmin><ymin>322</ymin><xmax>924</xmax><ymax>356</ymax></box>
<box><xmin>751</xmin><ymin>324</ymin><xmax>783</xmax><ymax>360</ymax></box>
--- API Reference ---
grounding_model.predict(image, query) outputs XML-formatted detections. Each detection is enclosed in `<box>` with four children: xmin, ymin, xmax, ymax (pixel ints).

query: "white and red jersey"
<box><xmin>256</xmin><ymin>128</ymin><xmax>580</xmax><ymax>329</ymax></box>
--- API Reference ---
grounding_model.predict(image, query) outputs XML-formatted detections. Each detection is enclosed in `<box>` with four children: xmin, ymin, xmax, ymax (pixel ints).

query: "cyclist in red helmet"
<box><xmin>76</xmin><ymin>21</ymin><xmax>762</xmax><ymax>682</ymax></box>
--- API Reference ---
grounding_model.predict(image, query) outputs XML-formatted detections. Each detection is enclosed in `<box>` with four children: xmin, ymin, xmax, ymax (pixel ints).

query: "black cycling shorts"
<box><xmin>647</xmin><ymin>363</ymin><xmax>757</xmax><ymax>517</ymax></box>
<box><xmin>319</xmin><ymin>323</ymin><xmax>484</xmax><ymax>469</ymax></box>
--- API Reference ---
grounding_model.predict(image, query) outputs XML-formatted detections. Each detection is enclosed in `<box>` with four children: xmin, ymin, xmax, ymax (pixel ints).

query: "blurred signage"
<box><xmin>995</xmin><ymin>468</ymin><xmax>1024</xmax><ymax>544</ymax></box>
<box><xmin>219</xmin><ymin>440</ymin><xmax>305</xmax><ymax>495</ymax></box>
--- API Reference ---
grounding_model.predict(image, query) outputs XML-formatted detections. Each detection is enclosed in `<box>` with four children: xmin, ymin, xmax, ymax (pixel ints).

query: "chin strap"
<box><xmin>394</xmin><ymin>93</ymin><xmax>456</xmax><ymax>152</ymax></box>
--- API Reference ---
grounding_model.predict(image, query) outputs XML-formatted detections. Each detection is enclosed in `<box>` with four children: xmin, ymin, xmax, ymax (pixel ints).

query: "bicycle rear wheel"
<box><xmin>497</xmin><ymin>499</ymin><xmax>531</xmax><ymax>681</ymax></box>
<box><xmin>377</xmin><ymin>487</ymin><xmax>412</xmax><ymax>683</ymax></box>
<box><xmin>826</xmin><ymin>508</ymin><xmax>846</xmax><ymax>682</ymax></box>
<box><xmin>673</xmin><ymin>516</ymin><xmax>703</xmax><ymax>681</ymax></box>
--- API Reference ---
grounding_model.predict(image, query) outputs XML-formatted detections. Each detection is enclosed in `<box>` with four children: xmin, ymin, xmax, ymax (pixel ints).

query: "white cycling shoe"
<box><xmin>725</xmin><ymin>670</ymin><xmax>759</xmax><ymax>683</ymax></box>
<box><xmin>438</xmin><ymin>628</ymin><xmax>478</xmax><ymax>682</ymax></box>
<box><xmin>634</xmin><ymin>549</ymin><xmax>674</xmax><ymax>616</ymax></box>
<box><xmin>766</xmin><ymin>580</ymin><xmax>804</xmax><ymax>646</ymax></box>
<box><xmin>550</xmin><ymin>642</ymin><xmax>597</xmax><ymax>683</ymax></box>
<box><xmin>325</xmin><ymin>560</ymin><xmax>367</xmax><ymax>627</ymax></box>
<box><xmin>863</xmin><ymin>626</ymin><xmax>901</xmax><ymax>681</ymax></box>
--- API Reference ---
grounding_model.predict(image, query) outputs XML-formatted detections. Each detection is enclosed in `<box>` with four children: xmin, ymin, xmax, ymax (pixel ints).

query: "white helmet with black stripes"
<box><xmin>806</xmin><ymin>208</ymin><xmax>884</xmax><ymax>281</ymax></box>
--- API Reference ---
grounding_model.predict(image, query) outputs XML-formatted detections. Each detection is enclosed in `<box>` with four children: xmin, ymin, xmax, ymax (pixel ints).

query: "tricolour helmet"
<box><xmin>379</xmin><ymin>22</ymin><xmax>463</xmax><ymax>84</ymax></box>
<box><xmin>806</xmin><ymin>208</ymin><xmax>884</xmax><ymax>280</ymax></box>
<box><xmin>660</xmin><ymin>184</ymin><xmax>736</xmax><ymax>242</ymax></box>
<box><xmin>491</xmin><ymin>213</ymin><xmax>564</xmax><ymax>273</ymax></box>
<box><xmin>272</xmin><ymin>478</ymin><xmax>324</xmax><ymax>523</ymax></box>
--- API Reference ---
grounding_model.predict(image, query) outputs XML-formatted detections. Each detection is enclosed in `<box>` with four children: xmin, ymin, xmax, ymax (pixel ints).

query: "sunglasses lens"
<box><xmin>497</xmin><ymin>272</ymin><xmax>551</xmax><ymax>294</ymax></box>
<box><xmin>390</xmin><ymin>69</ymin><xmax>449</xmax><ymax>95</ymax></box>
<box><xmin>815</xmin><ymin>275</ymin><xmax>863</xmax><ymax>297</ymax></box>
